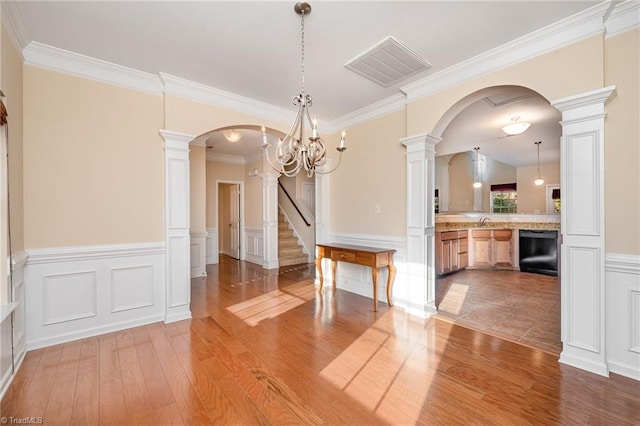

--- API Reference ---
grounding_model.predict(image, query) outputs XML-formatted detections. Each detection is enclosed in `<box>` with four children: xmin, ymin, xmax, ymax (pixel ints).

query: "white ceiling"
<box><xmin>6</xmin><ymin>1</ymin><xmax>602</xmax><ymax>165</ymax></box>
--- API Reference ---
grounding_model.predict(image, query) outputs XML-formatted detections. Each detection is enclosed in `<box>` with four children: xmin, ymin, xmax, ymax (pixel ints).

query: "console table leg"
<box><xmin>315</xmin><ymin>256</ymin><xmax>323</xmax><ymax>291</ymax></box>
<box><xmin>372</xmin><ymin>267</ymin><xmax>379</xmax><ymax>312</ymax></box>
<box><xmin>331</xmin><ymin>260</ymin><xmax>337</xmax><ymax>289</ymax></box>
<box><xmin>387</xmin><ymin>262</ymin><xmax>397</xmax><ymax>307</ymax></box>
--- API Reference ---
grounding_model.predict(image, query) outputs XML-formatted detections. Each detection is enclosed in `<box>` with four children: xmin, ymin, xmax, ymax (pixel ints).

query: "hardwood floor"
<box><xmin>2</xmin><ymin>255</ymin><xmax>639</xmax><ymax>425</ymax></box>
<box><xmin>435</xmin><ymin>269</ymin><xmax>561</xmax><ymax>354</ymax></box>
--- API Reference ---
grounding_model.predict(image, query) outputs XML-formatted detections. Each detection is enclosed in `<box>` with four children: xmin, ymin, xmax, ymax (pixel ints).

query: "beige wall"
<box><xmin>447</xmin><ymin>152</ymin><xmax>475</xmax><ymax>212</ymax></box>
<box><xmin>1</xmin><ymin>27</ymin><xmax>24</xmax><ymax>253</ymax></box>
<box><xmin>189</xmin><ymin>145</ymin><xmax>206</xmax><ymax>231</ymax></box>
<box><xmin>205</xmin><ymin>161</ymin><xmax>244</xmax><ymax>228</ymax></box>
<box><xmin>23</xmin><ymin>66</ymin><xmax>164</xmax><ymax>248</ymax></box>
<box><xmin>244</xmin><ymin>159</ymin><xmax>263</xmax><ymax>228</ymax></box>
<box><xmin>604</xmin><ymin>28</ymin><xmax>640</xmax><ymax>255</ymax></box>
<box><xmin>517</xmin><ymin>162</ymin><xmax>561</xmax><ymax>214</ymax></box>
<box><xmin>330</xmin><ymin>110</ymin><xmax>406</xmax><ymax>236</ymax></box>
<box><xmin>407</xmin><ymin>35</ymin><xmax>604</xmax><ymax>136</ymax></box>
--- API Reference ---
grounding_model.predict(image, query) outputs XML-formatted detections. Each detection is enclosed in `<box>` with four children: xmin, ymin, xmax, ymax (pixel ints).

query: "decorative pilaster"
<box><xmin>260</xmin><ymin>173</ymin><xmax>279</xmax><ymax>269</ymax></box>
<box><xmin>551</xmin><ymin>86</ymin><xmax>616</xmax><ymax>377</ymax></box>
<box><xmin>160</xmin><ymin>129</ymin><xmax>194</xmax><ymax>323</ymax></box>
<box><xmin>401</xmin><ymin>133</ymin><xmax>441</xmax><ymax>318</ymax></box>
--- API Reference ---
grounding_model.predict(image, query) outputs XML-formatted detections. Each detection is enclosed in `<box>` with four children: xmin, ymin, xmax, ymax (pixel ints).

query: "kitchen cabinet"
<box><xmin>469</xmin><ymin>229</ymin><xmax>515</xmax><ymax>269</ymax></box>
<box><xmin>436</xmin><ymin>231</ymin><xmax>468</xmax><ymax>275</ymax></box>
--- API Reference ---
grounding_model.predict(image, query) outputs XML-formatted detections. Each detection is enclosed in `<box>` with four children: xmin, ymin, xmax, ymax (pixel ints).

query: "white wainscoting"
<box><xmin>190</xmin><ymin>229</ymin><xmax>207</xmax><ymax>278</ymax></box>
<box><xmin>24</xmin><ymin>242</ymin><xmax>165</xmax><ymax>350</ymax></box>
<box><xmin>0</xmin><ymin>251</ymin><xmax>28</xmax><ymax>401</ymax></box>
<box><xmin>245</xmin><ymin>227</ymin><xmax>264</xmax><ymax>266</ymax></box>
<box><xmin>605</xmin><ymin>253</ymin><xmax>640</xmax><ymax>380</ymax></box>
<box><xmin>323</xmin><ymin>233</ymin><xmax>408</xmax><ymax>309</ymax></box>
<box><xmin>206</xmin><ymin>227</ymin><xmax>218</xmax><ymax>265</ymax></box>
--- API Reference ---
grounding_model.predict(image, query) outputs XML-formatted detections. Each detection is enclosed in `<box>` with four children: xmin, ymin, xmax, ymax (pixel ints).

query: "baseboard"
<box><xmin>609</xmin><ymin>361</ymin><xmax>640</xmax><ymax>381</ymax></box>
<box><xmin>164</xmin><ymin>310</ymin><xmax>192</xmax><ymax>324</ymax></box>
<box><xmin>27</xmin><ymin>314</ymin><xmax>165</xmax><ymax>350</ymax></box>
<box><xmin>559</xmin><ymin>351</ymin><xmax>610</xmax><ymax>378</ymax></box>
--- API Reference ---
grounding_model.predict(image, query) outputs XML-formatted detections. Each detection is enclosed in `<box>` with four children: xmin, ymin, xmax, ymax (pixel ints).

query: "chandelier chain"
<box><xmin>300</xmin><ymin>11</ymin><xmax>305</xmax><ymax>95</ymax></box>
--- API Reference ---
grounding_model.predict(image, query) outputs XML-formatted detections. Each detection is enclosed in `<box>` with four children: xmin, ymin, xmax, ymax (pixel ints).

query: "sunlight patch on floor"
<box><xmin>319</xmin><ymin>309</ymin><xmax>441</xmax><ymax>424</ymax></box>
<box><xmin>226</xmin><ymin>281</ymin><xmax>316</xmax><ymax>326</ymax></box>
<box><xmin>438</xmin><ymin>282</ymin><xmax>469</xmax><ymax>315</ymax></box>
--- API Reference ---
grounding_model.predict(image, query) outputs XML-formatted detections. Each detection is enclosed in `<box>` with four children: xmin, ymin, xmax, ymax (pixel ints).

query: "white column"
<box><xmin>160</xmin><ymin>130</ymin><xmax>194</xmax><ymax>323</ymax></box>
<box><xmin>402</xmin><ymin>133</ymin><xmax>440</xmax><ymax>318</ymax></box>
<box><xmin>551</xmin><ymin>86</ymin><xmax>616</xmax><ymax>377</ymax></box>
<box><xmin>314</xmin><ymin>160</ymin><xmax>333</xmax><ymax>245</ymax></box>
<box><xmin>260</xmin><ymin>173</ymin><xmax>279</xmax><ymax>269</ymax></box>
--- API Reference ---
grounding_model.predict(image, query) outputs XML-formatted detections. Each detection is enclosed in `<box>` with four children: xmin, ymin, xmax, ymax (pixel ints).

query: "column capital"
<box><xmin>401</xmin><ymin>133</ymin><xmax>441</xmax><ymax>153</ymax></box>
<box><xmin>259</xmin><ymin>172</ymin><xmax>280</xmax><ymax>183</ymax></box>
<box><xmin>551</xmin><ymin>86</ymin><xmax>616</xmax><ymax>112</ymax></box>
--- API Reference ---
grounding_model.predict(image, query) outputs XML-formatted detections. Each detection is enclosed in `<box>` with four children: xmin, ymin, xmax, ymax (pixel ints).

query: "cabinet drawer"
<box><xmin>441</xmin><ymin>231</ymin><xmax>459</xmax><ymax>241</ymax></box>
<box><xmin>330</xmin><ymin>249</ymin><xmax>356</xmax><ymax>262</ymax></box>
<box><xmin>472</xmin><ymin>230</ymin><xmax>492</xmax><ymax>238</ymax></box>
<box><xmin>493</xmin><ymin>230</ymin><xmax>512</xmax><ymax>240</ymax></box>
<box><xmin>356</xmin><ymin>252</ymin><xmax>376</xmax><ymax>265</ymax></box>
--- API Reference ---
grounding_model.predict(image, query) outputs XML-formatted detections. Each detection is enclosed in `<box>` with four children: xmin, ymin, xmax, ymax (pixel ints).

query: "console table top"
<box><xmin>316</xmin><ymin>243</ymin><xmax>396</xmax><ymax>254</ymax></box>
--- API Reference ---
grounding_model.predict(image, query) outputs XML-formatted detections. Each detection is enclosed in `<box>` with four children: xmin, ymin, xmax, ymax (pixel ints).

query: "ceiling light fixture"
<box><xmin>534</xmin><ymin>141</ymin><xmax>545</xmax><ymax>186</ymax></box>
<box><xmin>223</xmin><ymin>130</ymin><xmax>242</xmax><ymax>143</ymax></box>
<box><xmin>262</xmin><ymin>2</ymin><xmax>346</xmax><ymax>178</ymax></box>
<box><xmin>473</xmin><ymin>147</ymin><xmax>482</xmax><ymax>188</ymax></box>
<box><xmin>501</xmin><ymin>116</ymin><xmax>531</xmax><ymax>136</ymax></box>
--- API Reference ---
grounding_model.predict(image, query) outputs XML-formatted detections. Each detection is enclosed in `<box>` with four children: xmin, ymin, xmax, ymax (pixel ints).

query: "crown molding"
<box><xmin>605</xmin><ymin>0</ymin><xmax>640</xmax><ymax>38</ymax></box>
<box><xmin>159</xmin><ymin>72</ymin><xmax>297</xmax><ymax>126</ymax></box>
<box><xmin>1</xmin><ymin>1</ymin><xmax>29</xmax><ymax>55</ymax></box>
<box><xmin>401</xmin><ymin>1</ymin><xmax>613</xmax><ymax>103</ymax></box>
<box><xmin>206</xmin><ymin>151</ymin><xmax>246</xmax><ymax>165</ymax></box>
<box><xmin>23</xmin><ymin>42</ymin><xmax>163</xmax><ymax>96</ymax></box>
<box><xmin>325</xmin><ymin>92</ymin><xmax>407</xmax><ymax>134</ymax></box>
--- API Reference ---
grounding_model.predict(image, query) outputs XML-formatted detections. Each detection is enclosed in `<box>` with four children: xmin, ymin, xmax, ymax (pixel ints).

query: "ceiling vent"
<box><xmin>344</xmin><ymin>36</ymin><xmax>431</xmax><ymax>87</ymax></box>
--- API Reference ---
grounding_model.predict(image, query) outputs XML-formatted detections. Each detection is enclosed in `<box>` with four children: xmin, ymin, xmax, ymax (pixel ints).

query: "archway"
<box><xmin>402</xmin><ymin>84</ymin><xmax>615</xmax><ymax>377</ymax></box>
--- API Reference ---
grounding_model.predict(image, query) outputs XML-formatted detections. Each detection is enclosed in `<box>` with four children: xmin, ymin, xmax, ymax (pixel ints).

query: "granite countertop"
<box><xmin>435</xmin><ymin>213</ymin><xmax>560</xmax><ymax>231</ymax></box>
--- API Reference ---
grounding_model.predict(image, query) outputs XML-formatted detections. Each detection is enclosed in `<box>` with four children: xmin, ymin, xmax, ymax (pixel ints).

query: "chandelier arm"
<box><xmin>262</xmin><ymin>144</ymin><xmax>286</xmax><ymax>175</ymax></box>
<box><xmin>314</xmin><ymin>149</ymin><xmax>344</xmax><ymax>175</ymax></box>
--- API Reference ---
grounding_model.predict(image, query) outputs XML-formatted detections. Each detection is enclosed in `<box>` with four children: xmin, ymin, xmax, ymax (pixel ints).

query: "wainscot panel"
<box><xmin>24</xmin><ymin>242</ymin><xmax>165</xmax><ymax>350</ymax></box>
<box><xmin>245</xmin><ymin>227</ymin><xmax>264</xmax><ymax>266</ymax></box>
<box><xmin>605</xmin><ymin>254</ymin><xmax>640</xmax><ymax>381</ymax></box>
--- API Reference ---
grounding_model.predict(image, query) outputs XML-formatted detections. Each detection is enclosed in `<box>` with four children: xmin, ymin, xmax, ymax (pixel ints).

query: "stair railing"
<box><xmin>278</xmin><ymin>180</ymin><xmax>311</xmax><ymax>227</ymax></box>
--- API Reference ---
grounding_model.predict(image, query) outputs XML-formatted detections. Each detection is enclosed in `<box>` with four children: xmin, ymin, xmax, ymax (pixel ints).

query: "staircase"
<box><xmin>278</xmin><ymin>210</ymin><xmax>309</xmax><ymax>267</ymax></box>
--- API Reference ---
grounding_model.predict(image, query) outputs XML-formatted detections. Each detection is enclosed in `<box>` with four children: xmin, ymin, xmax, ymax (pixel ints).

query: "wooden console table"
<box><xmin>315</xmin><ymin>243</ymin><xmax>397</xmax><ymax>312</ymax></box>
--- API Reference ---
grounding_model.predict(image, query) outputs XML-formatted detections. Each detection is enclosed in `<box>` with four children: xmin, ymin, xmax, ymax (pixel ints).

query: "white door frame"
<box><xmin>217</xmin><ymin>180</ymin><xmax>245</xmax><ymax>261</ymax></box>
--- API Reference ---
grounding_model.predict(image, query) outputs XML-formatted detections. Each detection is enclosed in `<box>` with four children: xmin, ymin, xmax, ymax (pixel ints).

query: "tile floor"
<box><xmin>435</xmin><ymin>269</ymin><xmax>561</xmax><ymax>354</ymax></box>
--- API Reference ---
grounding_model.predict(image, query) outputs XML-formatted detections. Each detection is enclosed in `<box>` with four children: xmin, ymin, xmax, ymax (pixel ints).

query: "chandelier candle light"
<box><xmin>262</xmin><ymin>2</ymin><xmax>347</xmax><ymax>178</ymax></box>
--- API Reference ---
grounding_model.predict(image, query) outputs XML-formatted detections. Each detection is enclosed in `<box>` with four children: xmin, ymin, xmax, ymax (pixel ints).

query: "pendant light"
<box><xmin>473</xmin><ymin>147</ymin><xmax>482</xmax><ymax>188</ymax></box>
<box><xmin>534</xmin><ymin>141</ymin><xmax>545</xmax><ymax>186</ymax></box>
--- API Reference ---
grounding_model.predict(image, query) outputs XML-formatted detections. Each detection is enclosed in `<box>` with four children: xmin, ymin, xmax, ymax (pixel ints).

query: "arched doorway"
<box><xmin>401</xmin><ymin>85</ymin><xmax>615</xmax><ymax>377</ymax></box>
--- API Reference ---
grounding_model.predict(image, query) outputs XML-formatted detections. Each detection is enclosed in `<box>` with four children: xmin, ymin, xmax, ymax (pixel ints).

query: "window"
<box><xmin>490</xmin><ymin>183</ymin><xmax>517</xmax><ymax>214</ymax></box>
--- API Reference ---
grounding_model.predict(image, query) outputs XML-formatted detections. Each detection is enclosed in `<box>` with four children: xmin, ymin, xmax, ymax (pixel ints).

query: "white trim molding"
<box><xmin>160</xmin><ymin>72</ymin><xmax>296</xmax><ymax>127</ymax></box>
<box><xmin>605</xmin><ymin>0</ymin><xmax>640</xmax><ymax>38</ymax></box>
<box><xmin>23</xmin><ymin>42</ymin><xmax>163</xmax><ymax>96</ymax></box>
<box><xmin>24</xmin><ymin>242</ymin><xmax>166</xmax><ymax>350</ymax></box>
<box><xmin>326</xmin><ymin>93</ymin><xmax>407</xmax><ymax>135</ymax></box>
<box><xmin>1</xmin><ymin>0</ymin><xmax>29</xmax><ymax>53</ymax></box>
<box><xmin>206</xmin><ymin>151</ymin><xmax>246</xmax><ymax>165</ymax></box>
<box><xmin>401</xmin><ymin>2</ymin><xmax>612</xmax><ymax>102</ymax></box>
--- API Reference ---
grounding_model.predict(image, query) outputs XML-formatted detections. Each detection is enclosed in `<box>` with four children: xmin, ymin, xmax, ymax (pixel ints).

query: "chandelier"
<box><xmin>534</xmin><ymin>141</ymin><xmax>545</xmax><ymax>186</ymax></box>
<box><xmin>473</xmin><ymin>147</ymin><xmax>483</xmax><ymax>188</ymax></box>
<box><xmin>262</xmin><ymin>2</ymin><xmax>347</xmax><ymax>178</ymax></box>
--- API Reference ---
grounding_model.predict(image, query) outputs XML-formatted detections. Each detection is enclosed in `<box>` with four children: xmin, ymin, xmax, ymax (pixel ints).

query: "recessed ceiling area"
<box><xmin>437</xmin><ymin>86</ymin><xmax>561</xmax><ymax>168</ymax></box>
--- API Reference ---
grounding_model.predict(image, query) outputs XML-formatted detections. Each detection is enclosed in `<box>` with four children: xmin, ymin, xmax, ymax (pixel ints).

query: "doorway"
<box><xmin>218</xmin><ymin>182</ymin><xmax>242</xmax><ymax>260</ymax></box>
